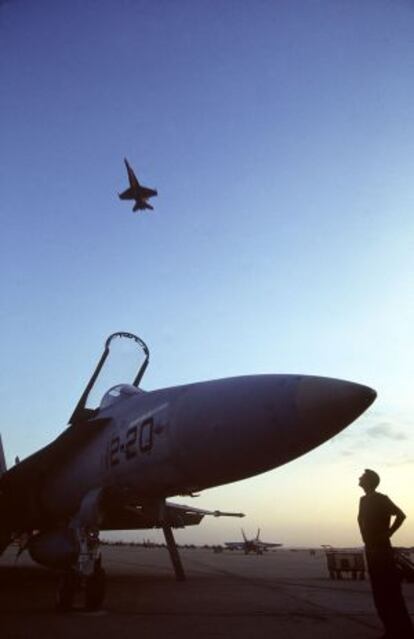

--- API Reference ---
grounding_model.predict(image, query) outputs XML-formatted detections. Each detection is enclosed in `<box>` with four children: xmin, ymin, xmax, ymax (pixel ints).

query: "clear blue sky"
<box><xmin>1</xmin><ymin>0</ymin><xmax>413</xmax><ymax>546</ymax></box>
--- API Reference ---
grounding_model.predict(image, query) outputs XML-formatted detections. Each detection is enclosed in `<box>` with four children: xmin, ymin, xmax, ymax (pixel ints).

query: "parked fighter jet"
<box><xmin>0</xmin><ymin>332</ymin><xmax>376</xmax><ymax>611</ymax></box>
<box><xmin>225</xmin><ymin>529</ymin><xmax>282</xmax><ymax>554</ymax></box>
<box><xmin>118</xmin><ymin>158</ymin><xmax>157</xmax><ymax>212</ymax></box>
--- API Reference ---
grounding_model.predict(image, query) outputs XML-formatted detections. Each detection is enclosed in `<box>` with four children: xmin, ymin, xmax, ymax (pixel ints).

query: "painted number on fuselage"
<box><xmin>140</xmin><ymin>419</ymin><xmax>153</xmax><ymax>452</ymax></box>
<box><xmin>109</xmin><ymin>418</ymin><xmax>153</xmax><ymax>467</ymax></box>
<box><xmin>125</xmin><ymin>424</ymin><xmax>138</xmax><ymax>459</ymax></box>
<box><xmin>110</xmin><ymin>436</ymin><xmax>120</xmax><ymax>466</ymax></box>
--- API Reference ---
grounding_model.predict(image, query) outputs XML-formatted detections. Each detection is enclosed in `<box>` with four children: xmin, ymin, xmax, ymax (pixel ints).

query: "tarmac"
<box><xmin>1</xmin><ymin>545</ymin><xmax>413</xmax><ymax>639</ymax></box>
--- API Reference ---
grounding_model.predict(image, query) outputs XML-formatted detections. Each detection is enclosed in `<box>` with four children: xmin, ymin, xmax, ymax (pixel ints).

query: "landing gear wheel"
<box><xmin>56</xmin><ymin>570</ymin><xmax>78</xmax><ymax>612</ymax></box>
<box><xmin>85</xmin><ymin>565</ymin><xmax>106</xmax><ymax>611</ymax></box>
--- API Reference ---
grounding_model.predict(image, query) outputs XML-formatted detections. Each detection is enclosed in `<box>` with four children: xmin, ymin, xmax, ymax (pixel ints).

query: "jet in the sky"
<box><xmin>0</xmin><ymin>332</ymin><xmax>376</xmax><ymax>611</ymax></box>
<box><xmin>225</xmin><ymin>529</ymin><xmax>282</xmax><ymax>554</ymax></box>
<box><xmin>118</xmin><ymin>158</ymin><xmax>158</xmax><ymax>212</ymax></box>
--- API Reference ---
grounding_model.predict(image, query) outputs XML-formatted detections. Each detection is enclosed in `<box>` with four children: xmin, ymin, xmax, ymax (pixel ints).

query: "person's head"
<box><xmin>359</xmin><ymin>469</ymin><xmax>380</xmax><ymax>493</ymax></box>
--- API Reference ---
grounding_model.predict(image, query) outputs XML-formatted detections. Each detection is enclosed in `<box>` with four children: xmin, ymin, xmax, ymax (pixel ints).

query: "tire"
<box><xmin>56</xmin><ymin>570</ymin><xmax>78</xmax><ymax>612</ymax></box>
<box><xmin>85</xmin><ymin>566</ymin><xmax>106</xmax><ymax>611</ymax></box>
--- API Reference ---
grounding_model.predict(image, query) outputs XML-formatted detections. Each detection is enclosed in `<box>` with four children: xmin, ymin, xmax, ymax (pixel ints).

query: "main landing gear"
<box><xmin>56</xmin><ymin>529</ymin><xmax>106</xmax><ymax>612</ymax></box>
<box><xmin>162</xmin><ymin>524</ymin><xmax>186</xmax><ymax>582</ymax></box>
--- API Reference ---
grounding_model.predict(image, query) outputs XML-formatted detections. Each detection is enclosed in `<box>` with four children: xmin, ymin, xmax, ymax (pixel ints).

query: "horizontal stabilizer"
<box><xmin>0</xmin><ymin>434</ymin><xmax>6</xmax><ymax>476</ymax></box>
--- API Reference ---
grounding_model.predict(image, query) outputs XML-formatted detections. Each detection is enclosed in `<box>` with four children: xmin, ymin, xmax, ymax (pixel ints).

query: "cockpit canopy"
<box><xmin>69</xmin><ymin>332</ymin><xmax>150</xmax><ymax>424</ymax></box>
<box><xmin>99</xmin><ymin>384</ymin><xmax>144</xmax><ymax>410</ymax></box>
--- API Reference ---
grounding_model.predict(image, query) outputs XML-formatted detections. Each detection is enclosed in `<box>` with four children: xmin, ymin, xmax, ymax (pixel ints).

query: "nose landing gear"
<box><xmin>56</xmin><ymin>528</ymin><xmax>106</xmax><ymax>612</ymax></box>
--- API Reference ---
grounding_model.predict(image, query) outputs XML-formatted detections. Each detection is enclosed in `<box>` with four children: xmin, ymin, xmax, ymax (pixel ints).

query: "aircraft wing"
<box><xmin>224</xmin><ymin>542</ymin><xmax>245</xmax><ymax>549</ymax></box>
<box><xmin>119</xmin><ymin>188</ymin><xmax>134</xmax><ymax>200</ymax></box>
<box><xmin>100</xmin><ymin>501</ymin><xmax>244</xmax><ymax>531</ymax></box>
<box><xmin>0</xmin><ymin>417</ymin><xmax>110</xmax><ymax>493</ymax></box>
<box><xmin>140</xmin><ymin>187</ymin><xmax>158</xmax><ymax>199</ymax></box>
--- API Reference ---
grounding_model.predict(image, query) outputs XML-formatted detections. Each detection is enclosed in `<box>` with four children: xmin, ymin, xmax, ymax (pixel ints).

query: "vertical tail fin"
<box><xmin>0</xmin><ymin>434</ymin><xmax>7</xmax><ymax>477</ymax></box>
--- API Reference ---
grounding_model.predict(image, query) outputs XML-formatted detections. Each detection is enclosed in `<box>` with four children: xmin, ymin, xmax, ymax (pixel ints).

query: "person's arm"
<box><xmin>388</xmin><ymin>500</ymin><xmax>406</xmax><ymax>537</ymax></box>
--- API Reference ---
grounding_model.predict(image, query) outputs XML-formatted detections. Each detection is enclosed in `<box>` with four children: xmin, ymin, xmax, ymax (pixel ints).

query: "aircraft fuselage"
<box><xmin>31</xmin><ymin>373</ymin><xmax>376</xmax><ymax>529</ymax></box>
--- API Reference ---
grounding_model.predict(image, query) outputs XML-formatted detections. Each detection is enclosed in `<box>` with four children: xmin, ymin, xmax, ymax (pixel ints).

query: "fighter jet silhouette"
<box><xmin>118</xmin><ymin>158</ymin><xmax>158</xmax><ymax>212</ymax></box>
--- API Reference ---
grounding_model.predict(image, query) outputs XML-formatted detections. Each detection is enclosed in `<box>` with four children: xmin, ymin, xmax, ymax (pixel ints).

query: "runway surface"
<box><xmin>1</xmin><ymin>545</ymin><xmax>413</xmax><ymax>638</ymax></box>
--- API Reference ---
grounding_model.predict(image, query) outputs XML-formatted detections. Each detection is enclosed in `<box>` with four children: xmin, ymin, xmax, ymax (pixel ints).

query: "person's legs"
<box><xmin>367</xmin><ymin>550</ymin><xmax>414</xmax><ymax>638</ymax></box>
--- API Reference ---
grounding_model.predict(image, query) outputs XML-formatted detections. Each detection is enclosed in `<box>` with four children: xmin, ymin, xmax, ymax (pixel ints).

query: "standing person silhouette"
<box><xmin>358</xmin><ymin>469</ymin><xmax>414</xmax><ymax>639</ymax></box>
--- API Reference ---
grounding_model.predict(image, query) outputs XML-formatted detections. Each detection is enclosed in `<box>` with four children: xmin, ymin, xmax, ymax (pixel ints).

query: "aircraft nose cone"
<box><xmin>296</xmin><ymin>377</ymin><xmax>376</xmax><ymax>443</ymax></box>
<box><xmin>171</xmin><ymin>375</ymin><xmax>376</xmax><ymax>492</ymax></box>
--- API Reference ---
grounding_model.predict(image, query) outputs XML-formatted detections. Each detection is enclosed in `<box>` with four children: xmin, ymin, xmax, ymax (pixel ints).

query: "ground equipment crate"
<box><xmin>325</xmin><ymin>550</ymin><xmax>365</xmax><ymax>580</ymax></box>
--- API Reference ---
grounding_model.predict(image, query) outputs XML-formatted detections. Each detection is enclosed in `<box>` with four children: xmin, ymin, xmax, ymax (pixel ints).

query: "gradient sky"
<box><xmin>1</xmin><ymin>0</ymin><xmax>413</xmax><ymax>547</ymax></box>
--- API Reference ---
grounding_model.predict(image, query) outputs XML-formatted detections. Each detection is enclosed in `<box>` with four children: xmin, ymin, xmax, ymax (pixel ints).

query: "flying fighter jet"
<box><xmin>225</xmin><ymin>529</ymin><xmax>282</xmax><ymax>554</ymax></box>
<box><xmin>118</xmin><ymin>158</ymin><xmax>158</xmax><ymax>212</ymax></box>
<box><xmin>0</xmin><ymin>332</ymin><xmax>376</xmax><ymax>611</ymax></box>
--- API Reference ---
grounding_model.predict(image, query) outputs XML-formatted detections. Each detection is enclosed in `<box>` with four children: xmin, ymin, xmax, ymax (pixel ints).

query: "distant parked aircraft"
<box><xmin>225</xmin><ymin>529</ymin><xmax>282</xmax><ymax>554</ymax></box>
<box><xmin>118</xmin><ymin>158</ymin><xmax>157</xmax><ymax>212</ymax></box>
